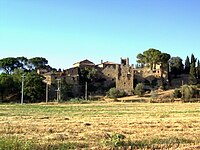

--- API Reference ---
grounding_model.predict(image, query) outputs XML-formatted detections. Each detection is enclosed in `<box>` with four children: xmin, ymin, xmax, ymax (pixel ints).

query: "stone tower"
<box><xmin>116</xmin><ymin>58</ymin><xmax>134</xmax><ymax>92</ymax></box>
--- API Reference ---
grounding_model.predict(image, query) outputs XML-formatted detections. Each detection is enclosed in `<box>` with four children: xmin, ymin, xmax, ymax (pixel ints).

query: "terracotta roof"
<box><xmin>103</xmin><ymin>61</ymin><xmax>119</xmax><ymax>65</ymax></box>
<box><xmin>73</xmin><ymin>59</ymin><xmax>95</xmax><ymax>65</ymax></box>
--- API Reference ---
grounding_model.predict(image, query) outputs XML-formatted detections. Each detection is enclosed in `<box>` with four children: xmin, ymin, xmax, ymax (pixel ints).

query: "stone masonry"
<box><xmin>116</xmin><ymin>58</ymin><xmax>134</xmax><ymax>92</ymax></box>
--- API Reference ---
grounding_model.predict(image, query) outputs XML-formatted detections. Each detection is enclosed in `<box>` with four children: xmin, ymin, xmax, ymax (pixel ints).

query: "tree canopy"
<box><xmin>23</xmin><ymin>72</ymin><xmax>45</xmax><ymax>102</ymax></box>
<box><xmin>0</xmin><ymin>56</ymin><xmax>51</xmax><ymax>74</ymax></box>
<box><xmin>28</xmin><ymin>57</ymin><xmax>48</xmax><ymax>70</ymax></box>
<box><xmin>0</xmin><ymin>57</ymin><xmax>21</xmax><ymax>74</ymax></box>
<box><xmin>169</xmin><ymin>57</ymin><xmax>184</xmax><ymax>77</ymax></box>
<box><xmin>136</xmin><ymin>48</ymin><xmax>170</xmax><ymax>71</ymax></box>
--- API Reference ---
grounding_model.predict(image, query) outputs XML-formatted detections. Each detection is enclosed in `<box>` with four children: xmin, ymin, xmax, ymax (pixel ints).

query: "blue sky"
<box><xmin>0</xmin><ymin>0</ymin><xmax>200</xmax><ymax>69</ymax></box>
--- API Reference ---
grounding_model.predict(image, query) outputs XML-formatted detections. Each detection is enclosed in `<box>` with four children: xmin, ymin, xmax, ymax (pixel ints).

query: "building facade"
<box><xmin>38</xmin><ymin>57</ymin><xmax>169</xmax><ymax>98</ymax></box>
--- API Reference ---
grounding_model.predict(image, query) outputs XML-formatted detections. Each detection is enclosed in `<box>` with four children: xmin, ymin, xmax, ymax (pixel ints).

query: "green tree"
<box><xmin>136</xmin><ymin>53</ymin><xmax>146</xmax><ymax>64</ymax></box>
<box><xmin>24</xmin><ymin>72</ymin><xmax>45</xmax><ymax>102</ymax></box>
<box><xmin>80</xmin><ymin>67</ymin><xmax>98</xmax><ymax>86</ymax></box>
<box><xmin>169</xmin><ymin>57</ymin><xmax>184</xmax><ymax>77</ymax></box>
<box><xmin>184</xmin><ymin>56</ymin><xmax>190</xmax><ymax>74</ymax></box>
<box><xmin>60</xmin><ymin>79</ymin><xmax>73</xmax><ymax>100</ymax></box>
<box><xmin>137</xmin><ymin>49</ymin><xmax>170</xmax><ymax>74</ymax></box>
<box><xmin>107</xmin><ymin>87</ymin><xmax>126</xmax><ymax>98</ymax></box>
<box><xmin>189</xmin><ymin>54</ymin><xmax>197</xmax><ymax>78</ymax></box>
<box><xmin>27</xmin><ymin>57</ymin><xmax>48</xmax><ymax>70</ymax></box>
<box><xmin>197</xmin><ymin>60</ymin><xmax>200</xmax><ymax>79</ymax></box>
<box><xmin>79</xmin><ymin>67</ymin><xmax>99</xmax><ymax>96</ymax></box>
<box><xmin>189</xmin><ymin>63</ymin><xmax>196</xmax><ymax>78</ymax></box>
<box><xmin>0</xmin><ymin>74</ymin><xmax>15</xmax><ymax>102</ymax></box>
<box><xmin>17</xmin><ymin>56</ymin><xmax>28</xmax><ymax>70</ymax></box>
<box><xmin>181</xmin><ymin>84</ymin><xmax>198</xmax><ymax>102</ymax></box>
<box><xmin>134</xmin><ymin>83</ymin><xmax>145</xmax><ymax>96</ymax></box>
<box><xmin>12</xmin><ymin>69</ymin><xmax>25</xmax><ymax>100</ymax></box>
<box><xmin>191</xmin><ymin>54</ymin><xmax>196</xmax><ymax>65</ymax></box>
<box><xmin>159</xmin><ymin>53</ymin><xmax>171</xmax><ymax>78</ymax></box>
<box><xmin>189</xmin><ymin>54</ymin><xmax>197</xmax><ymax>84</ymax></box>
<box><xmin>0</xmin><ymin>57</ymin><xmax>20</xmax><ymax>74</ymax></box>
<box><xmin>137</xmin><ymin>48</ymin><xmax>161</xmax><ymax>70</ymax></box>
<box><xmin>173</xmin><ymin>88</ymin><xmax>182</xmax><ymax>98</ymax></box>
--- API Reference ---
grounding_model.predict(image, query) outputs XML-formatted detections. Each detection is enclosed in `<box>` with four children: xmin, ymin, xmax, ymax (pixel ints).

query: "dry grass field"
<box><xmin>0</xmin><ymin>101</ymin><xmax>200</xmax><ymax>149</ymax></box>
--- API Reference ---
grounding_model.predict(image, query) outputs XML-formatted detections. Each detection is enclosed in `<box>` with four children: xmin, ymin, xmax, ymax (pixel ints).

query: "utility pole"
<box><xmin>59</xmin><ymin>80</ymin><xmax>61</xmax><ymax>100</ymax></box>
<box><xmin>21</xmin><ymin>74</ymin><xmax>25</xmax><ymax>104</ymax></box>
<box><xmin>56</xmin><ymin>79</ymin><xmax>61</xmax><ymax>102</ymax></box>
<box><xmin>181</xmin><ymin>80</ymin><xmax>184</xmax><ymax>100</ymax></box>
<box><xmin>85</xmin><ymin>81</ymin><xmax>88</xmax><ymax>100</ymax></box>
<box><xmin>46</xmin><ymin>83</ymin><xmax>48</xmax><ymax>103</ymax></box>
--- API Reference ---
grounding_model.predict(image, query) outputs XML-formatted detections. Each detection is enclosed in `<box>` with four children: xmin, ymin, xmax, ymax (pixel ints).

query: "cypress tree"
<box><xmin>184</xmin><ymin>56</ymin><xmax>190</xmax><ymax>74</ymax></box>
<box><xmin>197</xmin><ymin>60</ymin><xmax>200</xmax><ymax>79</ymax></box>
<box><xmin>191</xmin><ymin>54</ymin><xmax>196</xmax><ymax>65</ymax></box>
<box><xmin>189</xmin><ymin>54</ymin><xmax>197</xmax><ymax>84</ymax></box>
<box><xmin>190</xmin><ymin>54</ymin><xmax>196</xmax><ymax>77</ymax></box>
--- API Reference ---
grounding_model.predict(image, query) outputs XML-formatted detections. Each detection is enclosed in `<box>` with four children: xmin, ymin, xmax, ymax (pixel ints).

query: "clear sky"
<box><xmin>0</xmin><ymin>0</ymin><xmax>200</xmax><ymax>69</ymax></box>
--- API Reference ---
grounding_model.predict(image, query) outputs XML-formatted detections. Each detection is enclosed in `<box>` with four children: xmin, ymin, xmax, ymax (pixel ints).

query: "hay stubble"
<box><xmin>0</xmin><ymin>102</ymin><xmax>200</xmax><ymax>148</ymax></box>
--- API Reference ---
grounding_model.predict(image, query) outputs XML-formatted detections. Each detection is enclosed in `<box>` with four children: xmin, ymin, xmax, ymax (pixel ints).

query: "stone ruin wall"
<box><xmin>116</xmin><ymin>64</ymin><xmax>134</xmax><ymax>92</ymax></box>
<box><xmin>100</xmin><ymin>65</ymin><xmax>117</xmax><ymax>87</ymax></box>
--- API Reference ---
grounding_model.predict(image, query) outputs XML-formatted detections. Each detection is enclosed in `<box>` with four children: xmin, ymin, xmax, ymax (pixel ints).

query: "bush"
<box><xmin>107</xmin><ymin>88</ymin><xmax>126</xmax><ymax>98</ymax></box>
<box><xmin>181</xmin><ymin>84</ymin><xmax>198</xmax><ymax>102</ymax></box>
<box><xmin>173</xmin><ymin>89</ymin><xmax>182</xmax><ymax>98</ymax></box>
<box><xmin>150</xmin><ymin>90</ymin><xmax>158</xmax><ymax>102</ymax></box>
<box><xmin>188</xmin><ymin>76</ymin><xmax>197</xmax><ymax>85</ymax></box>
<box><xmin>103</xmin><ymin>133</ymin><xmax>126</xmax><ymax>148</ymax></box>
<box><xmin>134</xmin><ymin>83</ymin><xmax>145</xmax><ymax>97</ymax></box>
<box><xmin>159</xmin><ymin>84</ymin><xmax>168</xmax><ymax>91</ymax></box>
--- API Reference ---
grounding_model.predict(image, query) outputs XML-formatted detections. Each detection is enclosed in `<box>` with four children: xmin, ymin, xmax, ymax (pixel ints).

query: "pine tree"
<box><xmin>184</xmin><ymin>56</ymin><xmax>190</xmax><ymax>74</ymax></box>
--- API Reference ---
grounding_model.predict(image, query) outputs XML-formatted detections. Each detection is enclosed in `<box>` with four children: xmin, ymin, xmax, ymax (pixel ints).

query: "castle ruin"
<box><xmin>38</xmin><ymin>57</ymin><xmax>168</xmax><ymax>97</ymax></box>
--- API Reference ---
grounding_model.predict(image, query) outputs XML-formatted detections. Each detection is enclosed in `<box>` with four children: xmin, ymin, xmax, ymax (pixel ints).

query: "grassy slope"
<box><xmin>0</xmin><ymin>102</ymin><xmax>200</xmax><ymax>149</ymax></box>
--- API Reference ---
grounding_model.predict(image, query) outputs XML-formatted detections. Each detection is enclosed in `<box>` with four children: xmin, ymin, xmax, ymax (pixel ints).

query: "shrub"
<box><xmin>188</xmin><ymin>76</ymin><xmax>197</xmax><ymax>85</ymax></box>
<box><xmin>103</xmin><ymin>133</ymin><xmax>126</xmax><ymax>148</ymax></box>
<box><xmin>181</xmin><ymin>84</ymin><xmax>198</xmax><ymax>102</ymax></box>
<box><xmin>159</xmin><ymin>84</ymin><xmax>168</xmax><ymax>91</ymax></box>
<box><xmin>173</xmin><ymin>89</ymin><xmax>182</xmax><ymax>98</ymax></box>
<box><xmin>107</xmin><ymin>88</ymin><xmax>126</xmax><ymax>98</ymax></box>
<box><xmin>181</xmin><ymin>85</ymin><xmax>191</xmax><ymax>102</ymax></box>
<box><xmin>134</xmin><ymin>83</ymin><xmax>145</xmax><ymax>96</ymax></box>
<box><xmin>150</xmin><ymin>90</ymin><xmax>158</xmax><ymax>102</ymax></box>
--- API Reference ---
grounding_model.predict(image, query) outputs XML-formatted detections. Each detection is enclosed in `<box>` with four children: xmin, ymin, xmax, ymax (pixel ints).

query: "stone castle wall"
<box><xmin>116</xmin><ymin>64</ymin><xmax>134</xmax><ymax>92</ymax></box>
